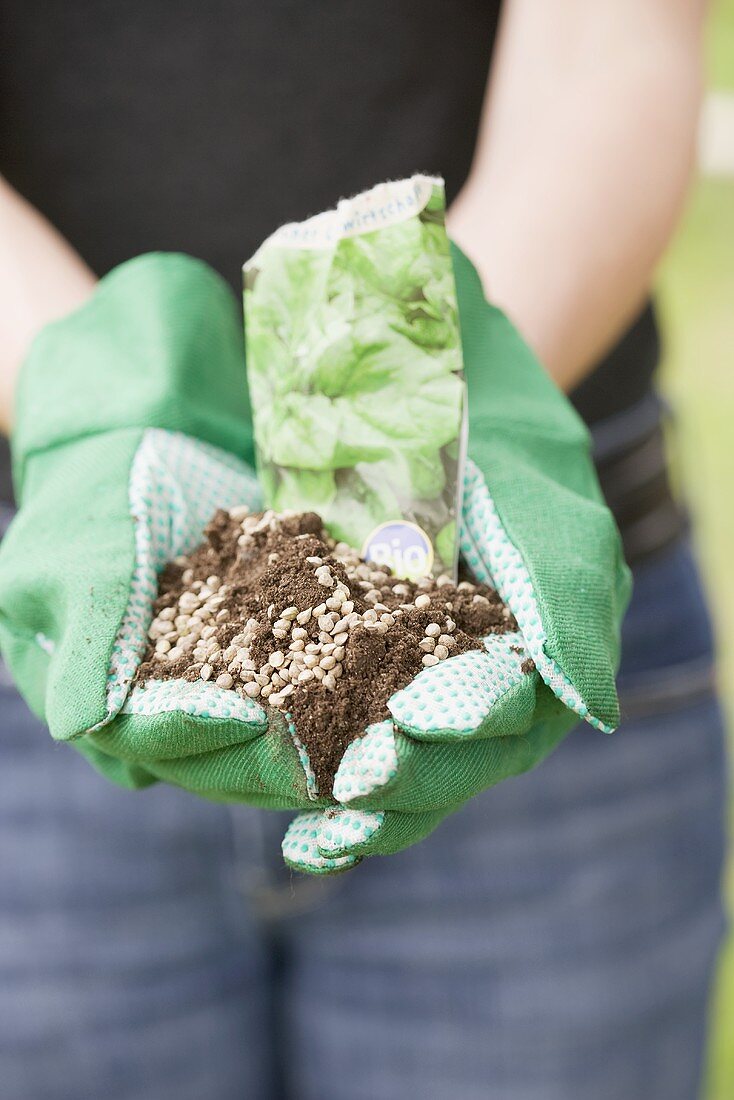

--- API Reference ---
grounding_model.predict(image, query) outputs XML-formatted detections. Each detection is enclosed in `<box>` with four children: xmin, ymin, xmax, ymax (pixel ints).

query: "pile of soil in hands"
<box><xmin>138</xmin><ymin>507</ymin><xmax>520</xmax><ymax>795</ymax></box>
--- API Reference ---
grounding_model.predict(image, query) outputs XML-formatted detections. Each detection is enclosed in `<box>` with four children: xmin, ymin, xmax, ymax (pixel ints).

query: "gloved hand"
<box><xmin>0</xmin><ymin>247</ymin><xmax>629</xmax><ymax>874</ymax></box>
<box><xmin>282</xmin><ymin>245</ymin><xmax>631</xmax><ymax>872</ymax></box>
<box><xmin>0</xmin><ymin>254</ymin><xmax>319</xmax><ymax>809</ymax></box>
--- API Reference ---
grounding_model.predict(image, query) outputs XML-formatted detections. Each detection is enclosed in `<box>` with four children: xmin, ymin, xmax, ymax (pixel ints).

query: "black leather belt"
<box><xmin>590</xmin><ymin>393</ymin><xmax>686</xmax><ymax>567</ymax></box>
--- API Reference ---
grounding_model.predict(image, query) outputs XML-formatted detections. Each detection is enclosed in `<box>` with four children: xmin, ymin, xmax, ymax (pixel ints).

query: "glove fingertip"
<box><xmin>317</xmin><ymin>808</ymin><xmax>385</xmax><ymax>859</ymax></box>
<box><xmin>332</xmin><ymin>719</ymin><xmax>398</xmax><ymax>804</ymax></box>
<box><xmin>282</xmin><ymin>811</ymin><xmax>360</xmax><ymax>875</ymax></box>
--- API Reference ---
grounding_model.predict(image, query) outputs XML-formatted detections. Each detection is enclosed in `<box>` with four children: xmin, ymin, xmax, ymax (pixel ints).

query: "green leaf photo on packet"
<box><xmin>243</xmin><ymin>175</ymin><xmax>466</xmax><ymax>580</ymax></box>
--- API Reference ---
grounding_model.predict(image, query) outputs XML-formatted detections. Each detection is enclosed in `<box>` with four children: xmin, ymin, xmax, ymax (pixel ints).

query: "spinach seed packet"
<box><xmin>243</xmin><ymin>175</ymin><xmax>467</xmax><ymax>580</ymax></box>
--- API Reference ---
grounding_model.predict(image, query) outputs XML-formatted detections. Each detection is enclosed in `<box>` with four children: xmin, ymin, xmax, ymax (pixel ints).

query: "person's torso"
<box><xmin>2</xmin><ymin>1</ymin><xmax>499</xmax><ymax>279</ymax></box>
<box><xmin>2</xmin><ymin>0</ymin><xmax>674</xmax><ymax>561</ymax></box>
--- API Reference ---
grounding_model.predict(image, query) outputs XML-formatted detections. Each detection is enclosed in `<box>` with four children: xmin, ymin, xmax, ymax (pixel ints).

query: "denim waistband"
<box><xmin>589</xmin><ymin>392</ymin><xmax>685</xmax><ymax>566</ymax></box>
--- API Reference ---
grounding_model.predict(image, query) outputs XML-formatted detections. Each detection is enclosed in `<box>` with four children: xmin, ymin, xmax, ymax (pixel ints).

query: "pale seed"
<box><xmin>200</xmin><ymin>663</ymin><xmax>212</xmax><ymax>681</ymax></box>
<box><xmin>425</xmin><ymin>623</ymin><xmax>441</xmax><ymax>638</ymax></box>
<box><xmin>422</xmin><ymin>654</ymin><xmax>439</xmax><ymax>667</ymax></box>
<box><xmin>415</xmin><ymin>594</ymin><xmax>431</xmax><ymax>610</ymax></box>
<box><xmin>216</xmin><ymin>672</ymin><xmax>234</xmax><ymax>689</ymax></box>
<box><xmin>269</xmin><ymin>651</ymin><xmax>285</xmax><ymax>668</ymax></box>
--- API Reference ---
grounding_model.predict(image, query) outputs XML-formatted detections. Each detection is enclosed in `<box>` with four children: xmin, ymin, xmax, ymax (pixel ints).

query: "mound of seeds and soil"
<box><xmin>138</xmin><ymin>507</ymin><xmax>521</xmax><ymax>794</ymax></box>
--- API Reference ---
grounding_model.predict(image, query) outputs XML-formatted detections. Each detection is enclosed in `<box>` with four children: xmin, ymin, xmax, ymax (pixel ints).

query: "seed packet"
<box><xmin>243</xmin><ymin>175</ymin><xmax>467</xmax><ymax>581</ymax></box>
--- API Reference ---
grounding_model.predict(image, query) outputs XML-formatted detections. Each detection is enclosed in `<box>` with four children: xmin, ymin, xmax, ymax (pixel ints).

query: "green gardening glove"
<box><xmin>282</xmin><ymin>244</ymin><xmax>632</xmax><ymax>873</ymax></box>
<box><xmin>0</xmin><ymin>248</ymin><xmax>629</xmax><ymax>872</ymax></box>
<box><xmin>0</xmin><ymin>254</ymin><xmax>318</xmax><ymax>809</ymax></box>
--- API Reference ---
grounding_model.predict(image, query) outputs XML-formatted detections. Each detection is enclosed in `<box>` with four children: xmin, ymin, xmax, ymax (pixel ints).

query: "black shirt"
<box><xmin>2</xmin><ymin>0</ymin><xmax>657</xmax><ymax>432</ymax></box>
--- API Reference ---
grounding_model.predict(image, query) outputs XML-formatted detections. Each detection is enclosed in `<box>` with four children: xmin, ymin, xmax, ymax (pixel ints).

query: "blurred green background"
<box><xmin>657</xmin><ymin>3</ymin><xmax>734</xmax><ymax>1094</ymax></box>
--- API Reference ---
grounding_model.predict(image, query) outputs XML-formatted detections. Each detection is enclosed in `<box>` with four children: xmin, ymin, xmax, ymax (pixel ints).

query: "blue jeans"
<box><xmin>0</xmin><ymin>539</ymin><xmax>727</xmax><ymax>1100</ymax></box>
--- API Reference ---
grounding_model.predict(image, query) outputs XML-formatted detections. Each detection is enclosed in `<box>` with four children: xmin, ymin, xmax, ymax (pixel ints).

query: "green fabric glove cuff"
<box><xmin>12</xmin><ymin>252</ymin><xmax>254</xmax><ymax>499</ymax></box>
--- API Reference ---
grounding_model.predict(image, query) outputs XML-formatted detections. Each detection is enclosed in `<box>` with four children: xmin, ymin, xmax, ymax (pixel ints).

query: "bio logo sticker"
<box><xmin>362</xmin><ymin>521</ymin><xmax>434</xmax><ymax>581</ymax></box>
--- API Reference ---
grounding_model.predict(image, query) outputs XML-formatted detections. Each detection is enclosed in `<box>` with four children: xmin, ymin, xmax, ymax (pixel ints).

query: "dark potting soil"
<box><xmin>138</xmin><ymin>508</ymin><xmax>518</xmax><ymax>796</ymax></box>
